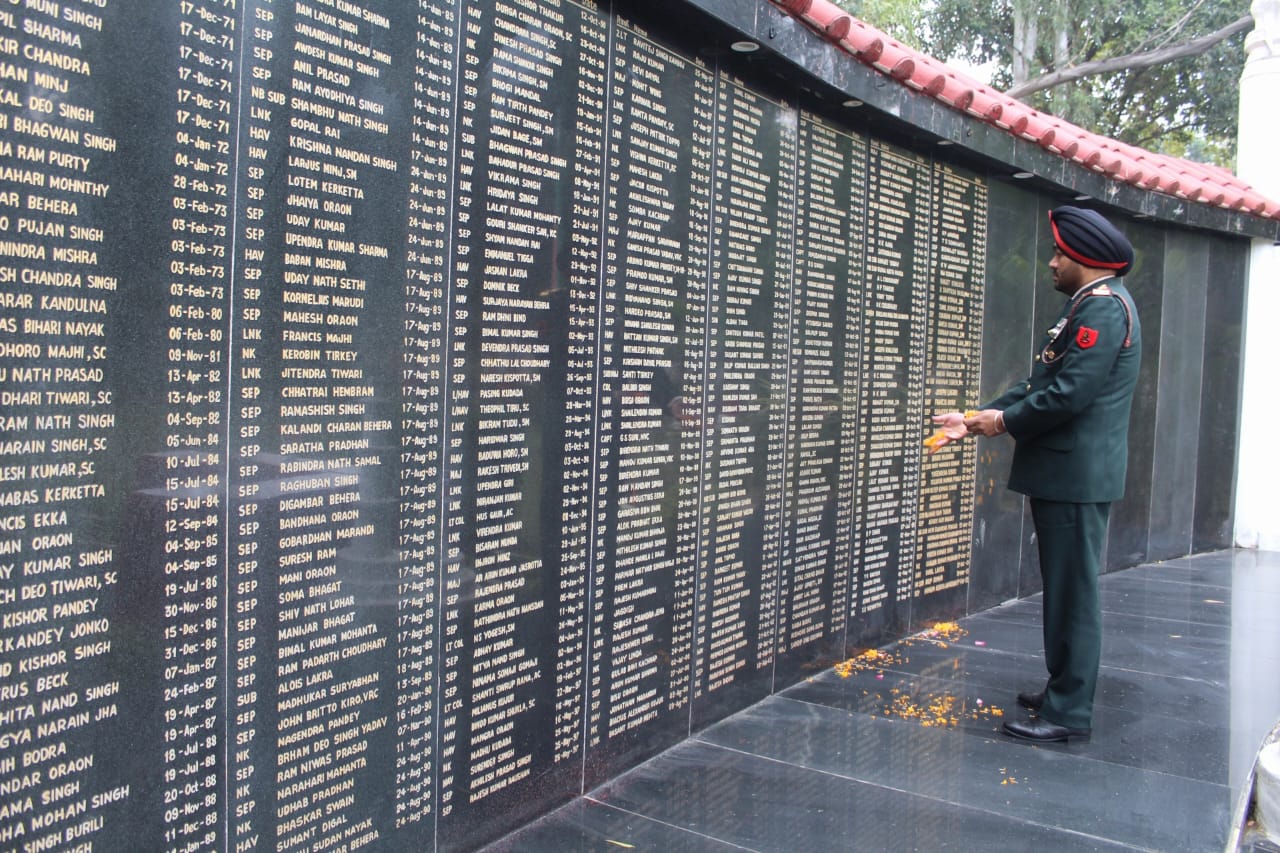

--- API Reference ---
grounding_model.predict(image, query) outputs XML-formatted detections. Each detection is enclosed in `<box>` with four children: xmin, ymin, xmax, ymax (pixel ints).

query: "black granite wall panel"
<box><xmin>1147</xmin><ymin>235</ymin><xmax>1210</xmax><ymax>560</ymax></box>
<box><xmin>911</xmin><ymin>162</ymin><xmax>985</xmax><ymax>626</ymax></box>
<box><xmin>688</xmin><ymin>71</ymin><xmax>794</xmax><ymax>732</ymax></box>
<box><xmin>1193</xmin><ymin>237</ymin><xmax>1247</xmax><ymax>550</ymax></box>
<box><xmin>846</xmin><ymin>139</ymin><xmax>932</xmax><ymax>646</ymax></box>
<box><xmin>771</xmin><ymin>111</ymin><xmax>865</xmax><ymax>686</ymax></box>
<box><xmin>970</xmin><ymin>182</ymin><xmax>1037</xmax><ymax>608</ymax></box>
<box><xmin>0</xmin><ymin>0</ymin><xmax>1248</xmax><ymax>848</ymax></box>
<box><xmin>579</xmin><ymin>13</ymin><xmax>713</xmax><ymax>793</ymax></box>
<box><xmin>1107</xmin><ymin>222</ymin><xmax>1166</xmax><ymax>571</ymax></box>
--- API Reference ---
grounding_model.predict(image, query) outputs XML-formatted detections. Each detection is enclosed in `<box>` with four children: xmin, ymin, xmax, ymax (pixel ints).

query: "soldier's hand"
<box><xmin>924</xmin><ymin>412</ymin><xmax>968</xmax><ymax>454</ymax></box>
<box><xmin>964</xmin><ymin>409</ymin><xmax>1007</xmax><ymax>437</ymax></box>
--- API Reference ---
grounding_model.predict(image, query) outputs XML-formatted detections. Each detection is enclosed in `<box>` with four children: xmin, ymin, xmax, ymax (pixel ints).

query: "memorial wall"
<box><xmin>0</xmin><ymin>0</ymin><xmax>1238</xmax><ymax>850</ymax></box>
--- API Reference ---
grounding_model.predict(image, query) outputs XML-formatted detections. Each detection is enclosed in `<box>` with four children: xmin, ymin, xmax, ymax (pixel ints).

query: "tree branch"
<box><xmin>1132</xmin><ymin>118</ymin><xmax>1197</xmax><ymax>150</ymax></box>
<box><xmin>1136</xmin><ymin>0</ymin><xmax>1207</xmax><ymax>53</ymax></box>
<box><xmin>1006</xmin><ymin>13</ymin><xmax>1252</xmax><ymax>98</ymax></box>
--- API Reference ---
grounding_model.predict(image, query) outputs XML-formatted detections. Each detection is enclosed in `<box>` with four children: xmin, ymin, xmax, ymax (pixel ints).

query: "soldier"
<box><xmin>929</xmin><ymin>205</ymin><xmax>1141</xmax><ymax>742</ymax></box>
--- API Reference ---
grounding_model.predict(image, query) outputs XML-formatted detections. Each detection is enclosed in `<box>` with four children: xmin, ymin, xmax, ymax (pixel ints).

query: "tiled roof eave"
<box><xmin>771</xmin><ymin>0</ymin><xmax>1280</xmax><ymax>220</ymax></box>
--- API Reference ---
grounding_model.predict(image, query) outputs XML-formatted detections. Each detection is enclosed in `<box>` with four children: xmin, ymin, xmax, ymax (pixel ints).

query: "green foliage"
<box><xmin>850</xmin><ymin>0</ymin><xmax>1247</xmax><ymax>167</ymax></box>
<box><xmin>833</xmin><ymin>0</ymin><xmax>927</xmax><ymax>49</ymax></box>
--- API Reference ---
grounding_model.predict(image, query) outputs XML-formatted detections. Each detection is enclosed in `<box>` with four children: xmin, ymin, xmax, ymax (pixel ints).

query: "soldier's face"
<box><xmin>1048</xmin><ymin>247</ymin><xmax>1083</xmax><ymax>295</ymax></box>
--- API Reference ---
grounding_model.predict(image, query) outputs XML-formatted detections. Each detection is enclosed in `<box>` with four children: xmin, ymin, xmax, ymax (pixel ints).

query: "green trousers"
<box><xmin>1030</xmin><ymin>499</ymin><xmax>1111</xmax><ymax>730</ymax></box>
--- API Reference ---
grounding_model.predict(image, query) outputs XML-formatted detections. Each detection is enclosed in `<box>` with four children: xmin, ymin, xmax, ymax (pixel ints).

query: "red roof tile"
<box><xmin>773</xmin><ymin>0</ymin><xmax>1280</xmax><ymax>219</ymax></box>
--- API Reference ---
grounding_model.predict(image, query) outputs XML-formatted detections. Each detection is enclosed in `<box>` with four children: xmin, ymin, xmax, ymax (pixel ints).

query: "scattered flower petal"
<box><xmin>833</xmin><ymin>647</ymin><xmax>907</xmax><ymax>678</ymax></box>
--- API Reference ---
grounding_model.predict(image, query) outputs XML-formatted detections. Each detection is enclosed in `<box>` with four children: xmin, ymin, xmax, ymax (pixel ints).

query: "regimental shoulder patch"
<box><xmin>1076</xmin><ymin>326</ymin><xmax>1099</xmax><ymax>348</ymax></box>
<box><xmin>1091</xmin><ymin>283</ymin><xmax>1113</xmax><ymax>297</ymax></box>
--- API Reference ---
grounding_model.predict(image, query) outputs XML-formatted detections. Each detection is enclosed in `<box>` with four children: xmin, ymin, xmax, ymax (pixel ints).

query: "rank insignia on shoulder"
<box><xmin>1076</xmin><ymin>326</ymin><xmax>1099</xmax><ymax>348</ymax></box>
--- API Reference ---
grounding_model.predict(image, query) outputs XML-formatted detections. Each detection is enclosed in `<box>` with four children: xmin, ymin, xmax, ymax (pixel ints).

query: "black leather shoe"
<box><xmin>1002</xmin><ymin>718</ymin><xmax>1090</xmax><ymax>743</ymax></box>
<box><xmin>1016</xmin><ymin>690</ymin><xmax>1044</xmax><ymax>711</ymax></box>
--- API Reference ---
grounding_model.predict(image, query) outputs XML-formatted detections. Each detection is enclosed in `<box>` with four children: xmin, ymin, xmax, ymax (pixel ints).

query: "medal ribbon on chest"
<box><xmin>1041</xmin><ymin>317</ymin><xmax>1069</xmax><ymax>363</ymax></box>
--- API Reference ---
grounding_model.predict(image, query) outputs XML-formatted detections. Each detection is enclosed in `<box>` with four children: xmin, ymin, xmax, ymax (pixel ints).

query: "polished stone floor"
<box><xmin>487</xmin><ymin>550</ymin><xmax>1280</xmax><ymax>852</ymax></box>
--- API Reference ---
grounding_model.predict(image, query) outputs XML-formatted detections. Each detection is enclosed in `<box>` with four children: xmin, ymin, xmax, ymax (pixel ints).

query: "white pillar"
<box><xmin>1234</xmin><ymin>0</ymin><xmax>1280</xmax><ymax>550</ymax></box>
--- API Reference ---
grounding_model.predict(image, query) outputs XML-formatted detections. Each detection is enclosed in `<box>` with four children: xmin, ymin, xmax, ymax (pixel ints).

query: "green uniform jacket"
<box><xmin>984</xmin><ymin>279</ymin><xmax>1142</xmax><ymax>503</ymax></box>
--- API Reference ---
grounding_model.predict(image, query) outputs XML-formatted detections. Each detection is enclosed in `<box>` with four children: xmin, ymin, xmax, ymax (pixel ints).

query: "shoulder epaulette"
<box><xmin>1083</xmin><ymin>284</ymin><xmax>1132</xmax><ymax>347</ymax></box>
